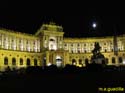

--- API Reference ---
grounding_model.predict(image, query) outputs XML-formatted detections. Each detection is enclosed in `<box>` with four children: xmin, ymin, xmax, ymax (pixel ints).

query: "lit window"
<box><xmin>34</xmin><ymin>46</ymin><xmax>37</xmax><ymax>52</ymax></box>
<box><xmin>13</xmin><ymin>46</ymin><xmax>16</xmax><ymax>50</ymax></box>
<box><xmin>26</xmin><ymin>45</ymin><xmax>30</xmax><ymax>51</ymax></box>
<box><xmin>38</xmin><ymin>49</ymin><xmax>40</xmax><ymax>52</ymax></box>
<box><xmin>20</xmin><ymin>45</ymin><xmax>23</xmax><ymax>51</ymax></box>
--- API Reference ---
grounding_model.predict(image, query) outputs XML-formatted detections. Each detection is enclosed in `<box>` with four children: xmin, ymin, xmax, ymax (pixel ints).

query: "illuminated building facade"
<box><xmin>0</xmin><ymin>22</ymin><xmax>125</xmax><ymax>71</ymax></box>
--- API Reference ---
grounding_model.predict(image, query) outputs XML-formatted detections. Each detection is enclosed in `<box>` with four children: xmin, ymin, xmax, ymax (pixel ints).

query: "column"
<box><xmin>0</xmin><ymin>34</ymin><xmax>2</xmax><ymax>48</ymax></box>
<box><xmin>47</xmin><ymin>36</ymin><xmax>49</xmax><ymax>48</ymax></box>
<box><xmin>46</xmin><ymin>51</ymin><xmax>49</xmax><ymax>66</ymax></box>
<box><xmin>31</xmin><ymin>40</ymin><xmax>33</xmax><ymax>52</ymax></box>
<box><xmin>9</xmin><ymin>36</ymin><xmax>12</xmax><ymax>50</ymax></box>
<box><xmin>16</xmin><ymin>38</ymin><xmax>19</xmax><ymax>50</ymax></box>
<box><xmin>23</xmin><ymin>39</ymin><xmax>26</xmax><ymax>51</ymax></box>
<box><xmin>37</xmin><ymin>40</ymin><xmax>40</xmax><ymax>52</ymax></box>
<box><xmin>1</xmin><ymin>34</ymin><xmax>4</xmax><ymax>48</ymax></box>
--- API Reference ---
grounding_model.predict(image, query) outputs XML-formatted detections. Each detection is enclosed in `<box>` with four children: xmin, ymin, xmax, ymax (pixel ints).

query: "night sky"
<box><xmin>0</xmin><ymin>1</ymin><xmax>125</xmax><ymax>37</ymax></box>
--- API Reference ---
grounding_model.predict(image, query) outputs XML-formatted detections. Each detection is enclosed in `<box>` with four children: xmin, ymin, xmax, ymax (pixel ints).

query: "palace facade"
<box><xmin>0</xmin><ymin>22</ymin><xmax>125</xmax><ymax>71</ymax></box>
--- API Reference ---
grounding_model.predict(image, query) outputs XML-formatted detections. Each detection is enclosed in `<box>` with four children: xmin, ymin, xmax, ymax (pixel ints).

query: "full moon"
<box><xmin>92</xmin><ymin>22</ymin><xmax>97</xmax><ymax>28</ymax></box>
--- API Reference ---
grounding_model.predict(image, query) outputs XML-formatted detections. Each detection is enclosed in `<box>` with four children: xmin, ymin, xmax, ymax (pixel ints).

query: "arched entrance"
<box><xmin>72</xmin><ymin>59</ymin><xmax>76</xmax><ymax>65</ymax></box>
<box><xmin>27</xmin><ymin>58</ymin><xmax>30</xmax><ymax>66</ymax></box>
<box><xmin>20</xmin><ymin>58</ymin><xmax>23</xmax><ymax>65</ymax></box>
<box><xmin>49</xmin><ymin>37</ymin><xmax>57</xmax><ymax>51</ymax></box>
<box><xmin>12</xmin><ymin>57</ymin><xmax>16</xmax><ymax>70</ymax></box>
<box><xmin>12</xmin><ymin>58</ymin><xmax>16</xmax><ymax>65</ymax></box>
<box><xmin>56</xmin><ymin>55</ymin><xmax>62</xmax><ymax>67</ymax></box>
<box><xmin>79</xmin><ymin>59</ymin><xmax>82</xmax><ymax>65</ymax></box>
<box><xmin>118</xmin><ymin>57</ymin><xmax>123</xmax><ymax>63</ymax></box>
<box><xmin>4</xmin><ymin>57</ymin><xmax>8</xmax><ymax>65</ymax></box>
<box><xmin>112</xmin><ymin>57</ymin><xmax>116</xmax><ymax>64</ymax></box>
<box><xmin>34</xmin><ymin>59</ymin><xmax>37</xmax><ymax>66</ymax></box>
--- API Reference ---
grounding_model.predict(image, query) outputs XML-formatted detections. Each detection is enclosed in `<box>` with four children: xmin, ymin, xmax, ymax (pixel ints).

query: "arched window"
<box><xmin>79</xmin><ymin>59</ymin><xmax>82</xmax><ymax>64</ymax></box>
<box><xmin>50</xmin><ymin>39</ymin><xmax>55</xmax><ymax>41</ymax></box>
<box><xmin>12</xmin><ymin>58</ymin><xmax>16</xmax><ymax>65</ymax></box>
<box><xmin>34</xmin><ymin>59</ymin><xmax>37</xmax><ymax>66</ymax></box>
<box><xmin>78</xmin><ymin>49</ymin><xmax>80</xmax><ymax>53</ymax></box>
<box><xmin>118</xmin><ymin>57</ymin><xmax>123</xmax><ymax>63</ymax></box>
<box><xmin>20</xmin><ymin>58</ymin><xmax>23</xmax><ymax>65</ymax></box>
<box><xmin>56</xmin><ymin>56</ymin><xmax>62</xmax><ymax>67</ymax></box>
<box><xmin>4</xmin><ymin>57</ymin><xmax>8</xmax><ymax>65</ymax></box>
<box><xmin>27</xmin><ymin>58</ymin><xmax>30</xmax><ymax>66</ymax></box>
<box><xmin>85</xmin><ymin>58</ymin><xmax>89</xmax><ymax>65</ymax></box>
<box><xmin>112</xmin><ymin>57</ymin><xmax>116</xmax><ymax>64</ymax></box>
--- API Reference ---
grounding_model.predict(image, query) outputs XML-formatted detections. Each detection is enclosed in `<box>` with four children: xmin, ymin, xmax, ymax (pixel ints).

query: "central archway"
<box><xmin>56</xmin><ymin>55</ymin><xmax>62</xmax><ymax>67</ymax></box>
<box><xmin>49</xmin><ymin>37</ymin><xmax>57</xmax><ymax>51</ymax></box>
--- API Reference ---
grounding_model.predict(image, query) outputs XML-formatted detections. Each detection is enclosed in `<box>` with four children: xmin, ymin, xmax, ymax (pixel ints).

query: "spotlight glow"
<box><xmin>123</xmin><ymin>59</ymin><xmax>125</xmax><ymax>64</ymax></box>
<box><xmin>47</xmin><ymin>63</ymin><xmax>52</xmax><ymax>66</ymax></box>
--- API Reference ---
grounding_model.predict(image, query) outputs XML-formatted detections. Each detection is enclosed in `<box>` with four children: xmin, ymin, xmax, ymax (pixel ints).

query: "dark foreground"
<box><xmin>1</xmin><ymin>65</ymin><xmax>125</xmax><ymax>93</ymax></box>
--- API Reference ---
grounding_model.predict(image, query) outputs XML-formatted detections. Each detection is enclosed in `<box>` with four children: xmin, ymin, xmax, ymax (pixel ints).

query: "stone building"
<box><xmin>0</xmin><ymin>22</ymin><xmax>125</xmax><ymax>71</ymax></box>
